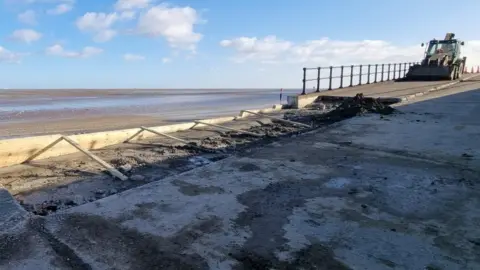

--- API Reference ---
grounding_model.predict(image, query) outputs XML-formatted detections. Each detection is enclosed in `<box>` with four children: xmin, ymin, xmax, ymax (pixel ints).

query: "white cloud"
<box><xmin>75</xmin><ymin>10</ymin><xmax>136</xmax><ymax>43</ymax></box>
<box><xmin>123</xmin><ymin>53</ymin><xmax>145</xmax><ymax>61</ymax></box>
<box><xmin>75</xmin><ymin>3</ymin><xmax>201</xmax><ymax>49</ymax></box>
<box><xmin>162</xmin><ymin>57</ymin><xmax>171</xmax><ymax>63</ymax></box>
<box><xmin>119</xmin><ymin>10</ymin><xmax>136</xmax><ymax>20</ymax></box>
<box><xmin>137</xmin><ymin>4</ymin><xmax>202</xmax><ymax>50</ymax></box>
<box><xmin>10</xmin><ymin>29</ymin><xmax>42</xmax><ymax>43</ymax></box>
<box><xmin>292</xmin><ymin>39</ymin><xmax>423</xmax><ymax>65</ymax></box>
<box><xmin>47</xmin><ymin>3</ymin><xmax>73</xmax><ymax>15</ymax></box>
<box><xmin>0</xmin><ymin>46</ymin><xmax>24</xmax><ymax>63</ymax></box>
<box><xmin>93</xmin><ymin>29</ymin><xmax>117</xmax><ymax>43</ymax></box>
<box><xmin>220</xmin><ymin>36</ymin><xmax>292</xmax><ymax>63</ymax></box>
<box><xmin>221</xmin><ymin>35</ymin><xmax>480</xmax><ymax>69</ymax></box>
<box><xmin>76</xmin><ymin>12</ymin><xmax>119</xmax><ymax>42</ymax></box>
<box><xmin>18</xmin><ymin>10</ymin><xmax>36</xmax><ymax>25</ymax></box>
<box><xmin>220</xmin><ymin>36</ymin><xmax>424</xmax><ymax>66</ymax></box>
<box><xmin>46</xmin><ymin>44</ymin><xmax>103</xmax><ymax>58</ymax></box>
<box><xmin>114</xmin><ymin>0</ymin><xmax>151</xmax><ymax>10</ymax></box>
<box><xmin>76</xmin><ymin>12</ymin><xmax>118</xmax><ymax>33</ymax></box>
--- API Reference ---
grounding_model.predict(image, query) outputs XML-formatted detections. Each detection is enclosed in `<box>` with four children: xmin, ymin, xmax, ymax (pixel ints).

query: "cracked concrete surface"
<box><xmin>1</xmin><ymin>87</ymin><xmax>480</xmax><ymax>269</ymax></box>
<box><xmin>3</xmin><ymin>116</ymin><xmax>301</xmax><ymax>215</ymax></box>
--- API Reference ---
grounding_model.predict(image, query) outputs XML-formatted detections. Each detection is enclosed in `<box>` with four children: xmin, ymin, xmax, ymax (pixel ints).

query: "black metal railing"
<box><xmin>301</xmin><ymin>62</ymin><xmax>419</xmax><ymax>95</ymax></box>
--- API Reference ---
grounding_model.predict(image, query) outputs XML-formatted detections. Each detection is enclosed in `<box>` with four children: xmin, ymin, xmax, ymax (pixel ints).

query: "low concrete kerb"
<box><xmin>0</xmin><ymin>104</ymin><xmax>286</xmax><ymax>169</ymax></box>
<box><xmin>399</xmin><ymin>74</ymin><xmax>480</xmax><ymax>102</ymax></box>
<box><xmin>399</xmin><ymin>81</ymin><xmax>458</xmax><ymax>102</ymax></box>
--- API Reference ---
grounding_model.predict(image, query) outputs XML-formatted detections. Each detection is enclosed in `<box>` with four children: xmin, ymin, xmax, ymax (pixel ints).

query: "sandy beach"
<box><xmin>0</xmin><ymin>88</ymin><xmax>296</xmax><ymax>138</ymax></box>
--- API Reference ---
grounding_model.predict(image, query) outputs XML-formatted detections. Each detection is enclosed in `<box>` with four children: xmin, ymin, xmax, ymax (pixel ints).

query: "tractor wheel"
<box><xmin>450</xmin><ymin>66</ymin><xmax>457</xmax><ymax>81</ymax></box>
<box><xmin>458</xmin><ymin>63</ymin><xmax>464</xmax><ymax>79</ymax></box>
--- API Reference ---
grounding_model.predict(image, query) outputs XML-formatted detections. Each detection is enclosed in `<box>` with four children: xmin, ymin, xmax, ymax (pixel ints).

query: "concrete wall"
<box><xmin>287</xmin><ymin>92</ymin><xmax>322</xmax><ymax>109</ymax></box>
<box><xmin>0</xmin><ymin>105</ymin><xmax>282</xmax><ymax>168</ymax></box>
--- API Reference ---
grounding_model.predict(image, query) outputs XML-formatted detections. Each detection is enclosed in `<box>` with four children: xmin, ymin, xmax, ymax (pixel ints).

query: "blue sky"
<box><xmin>0</xmin><ymin>0</ymin><xmax>479</xmax><ymax>89</ymax></box>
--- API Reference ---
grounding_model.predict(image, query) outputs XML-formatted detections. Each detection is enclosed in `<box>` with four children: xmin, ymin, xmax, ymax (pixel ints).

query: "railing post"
<box><xmin>328</xmin><ymin>66</ymin><xmax>333</xmax><ymax>90</ymax></box>
<box><xmin>359</xmin><ymin>65</ymin><xmax>363</xmax><ymax>85</ymax></box>
<box><xmin>367</xmin><ymin>64</ymin><xmax>371</xmax><ymax>84</ymax></box>
<box><xmin>404</xmin><ymin>62</ymin><xmax>408</xmax><ymax>77</ymax></box>
<box><xmin>374</xmin><ymin>64</ymin><xmax>378</xmax><ymax>83</ymax></box>
<box><xmin>339</xmin><ymin>66</ymin><xmax>344</xmax><ymax>88</ymax></box>
<box><xmin>387</xmin><ymin>64</ymin><xmax>391</xmax><ymax>80</ymax></box>
<box><xmin>302</xmin><ymin>67</ymin><xmax>306</xmax><ymax>95</ymax></box>
<box><xmin>398</xmin><ymin>63</ymin><xmax>401</xmax><ymax>78</ymax></box>
<box><xmin>316</xmin><ymin>67</ymin><xmax>321</xmax><ymax>92</ymax></box>
<box><xmin>349</xmin><ymin>65</ymin><xmax>354</xmax><ymax>87</ymax></box>
<box><xmin>393</xmin><ymin>63</ymin><xmax>397</xmax><ymax>80</ymax></box>
<box><xmin>381</xmin><ymin>64</ymin><xmax>384</xmax><ymax>82</ymax></box>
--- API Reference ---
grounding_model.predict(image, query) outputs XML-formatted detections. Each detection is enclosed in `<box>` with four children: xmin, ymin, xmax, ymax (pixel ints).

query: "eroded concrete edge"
<box><xmin>0</xmin><ymin>104</ymin><xmax>285</xmax><ymax>168</ymax></box>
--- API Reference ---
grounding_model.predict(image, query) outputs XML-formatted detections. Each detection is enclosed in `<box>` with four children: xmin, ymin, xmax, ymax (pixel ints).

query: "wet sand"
<box><xmin>0</xmin><ymin>88</ymin><xmax>295</xmax><ymax>138</ymax></box>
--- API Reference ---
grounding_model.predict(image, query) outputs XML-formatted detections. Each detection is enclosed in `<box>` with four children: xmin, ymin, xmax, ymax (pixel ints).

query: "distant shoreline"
<box><xmin>0</xmin><ymin>88</ymin><xmax>294</xmax><ymax>138</ymax></box>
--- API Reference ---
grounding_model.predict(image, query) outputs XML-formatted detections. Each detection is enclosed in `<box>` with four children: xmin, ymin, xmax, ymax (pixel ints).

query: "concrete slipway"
<box><xmin>1</xmin><ymin>83</ymin><xmax>480</xmax><ymax>269</ymax></box>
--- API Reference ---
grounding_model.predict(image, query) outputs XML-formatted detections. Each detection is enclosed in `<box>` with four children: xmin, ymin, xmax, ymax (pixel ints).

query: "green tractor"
<box><xmin>405</xmin><ymin>33</ymin><xmax>467</xmax><ymax>81</ymax></box>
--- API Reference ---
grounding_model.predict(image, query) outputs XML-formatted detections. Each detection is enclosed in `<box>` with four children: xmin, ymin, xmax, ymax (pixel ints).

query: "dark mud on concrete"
<box><xmin>285</xmin><ymin>93</ymin><xmax>396</xmax><ymax>126</ymax></box>
<box><xmin>231</xmin><ymin>178</ymin><xmax>351</xmax><ymax>269</ymax></box>
<box><xmin>231</xmin><ymin>244</ymin><xmax>350</xmax><ymax>270</ymax></box>
<box><xmin>0</xmin><ymin>217</ymin><xmax>93</xmax><ymax>270</ymax></box>
<box><xmin>172</xmin><ymin>179</ymin><xmax>226</xmax><ymax>196</ymax></box>
<box><xmin>10</xmin><ymin>122</ymin><xmax>304</xmax><ymax>216</ymax></box>
<box><xmin>53</xmin><ymin>213</ymin><xmax>219</xmax><ymax>269</ymax></box>
<box><xmin>0</xmin><ymin>229</ymin><xmax>34</xmax><ymax>266</ymax></box>
<box><xmin>9</xmin><ymin>103</ymin><xmax>385</xmax><ymax>217</ymax></box>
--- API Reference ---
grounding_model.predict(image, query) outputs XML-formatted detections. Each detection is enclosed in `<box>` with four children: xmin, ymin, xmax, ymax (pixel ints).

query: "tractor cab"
<box><xmin>426</xmin><ymin>40</ymin><xmax>458</xmax><ymax>57</ymax></box>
